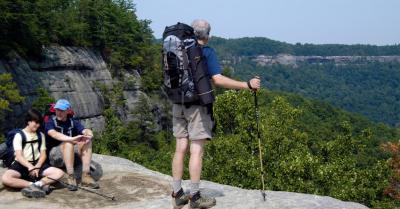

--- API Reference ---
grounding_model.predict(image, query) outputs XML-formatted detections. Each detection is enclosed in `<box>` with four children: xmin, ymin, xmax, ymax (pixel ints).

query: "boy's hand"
<box><xmin>28</xmin><ymin>166</ymin><xmax>39</xmax><ymax>178</ymax></box>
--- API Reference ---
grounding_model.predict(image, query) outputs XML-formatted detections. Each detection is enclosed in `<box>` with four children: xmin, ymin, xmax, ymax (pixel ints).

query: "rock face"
<box><xmin>0</xmin><ymin>154</ymin><xmax>370</xmax><ymax>209</ymax></box>
<box><xmin>0</xmin><ymin>46</ymin><xmax>143</xmax><ymax>132</ymax></box>
<box><xmin>251</xmin><ymin>54</ymin><xmax>400</xmax><ymax>67</ymax></box>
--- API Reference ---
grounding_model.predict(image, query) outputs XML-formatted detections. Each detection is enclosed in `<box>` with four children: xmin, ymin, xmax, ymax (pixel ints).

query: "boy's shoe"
<box><xmin>81</xmin><ymin>173</ymin><xmax>100</xmax><ymax>189</ymax></box>
<box><xmin>42</xmin><ymin>185</ymin><xmax>52</xmax><ymax>195</ymax></box>
<box><xmin>172</xmin><ymin>188</ymin><xmax>189</xmax><ymax>209</ymax></box>
<box><xmin>189</xmin><ymin>191</ymin><xmax>216</xmax><ymax>209</ymax></box>
<box><xmin>21</xmin><ymin>184</ymin><xmax>46</xmax><ymax>198</ymax></box>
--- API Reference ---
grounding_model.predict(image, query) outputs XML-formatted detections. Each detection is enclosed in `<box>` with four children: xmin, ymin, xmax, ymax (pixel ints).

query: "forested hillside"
<box><xmin>209</xmin><ymin>37</ymin><xmax>400</xmax><ymax>126</ymax></box>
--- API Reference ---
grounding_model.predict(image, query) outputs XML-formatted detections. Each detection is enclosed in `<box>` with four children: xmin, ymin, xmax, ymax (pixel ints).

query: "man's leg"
<box><xmin>172</xmin><ymin>137</ymin><xmax>189</xmax><ymax>193</ymax></box>
<box><xmin>171</xmin><ymin>137</ymin><xmax>189</xmax><ymax>208</ymax></box>
<box><xmin>78</xmin><ymin>141</ymin><xmax>99</xmax><ymax>188</ymax></box>
<box><xmin>61</xmin><ymin>142</ymin><xmax>75</xmax><ymax>175</ymax></box>
<box><xmin>188</xmin><ymin>138</ymin><xmax>216</xmax><ymax>208</ymax></box>
<box><xmin>78</xmin><ymin>141</ymin><xmax>92</xmax><ymax>174</ymax></box>
<box><xmin>1</xmin><ymin>170</ymin><xmax>30</xmax><ymax>188</ymax></box>
<box><xmin>60</xmin><ymin>142</ymin><xmax>77</xmax><ymax>190</ymax></box>
<box><xmin>188</xmin><ymin>139</ymin><xmax>205</xmax><ymax>196</ymax></box>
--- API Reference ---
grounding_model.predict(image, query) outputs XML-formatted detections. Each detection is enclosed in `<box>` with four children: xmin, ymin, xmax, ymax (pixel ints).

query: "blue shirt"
<box><xmin>45</xmin><ymin>117</ymin><xmax>85</xmax><ymax>150</ymax></box>
<box><xmin>202</xmin><ymin>46</ymin><xmax>221</xmax><ymax>77</ymax></box>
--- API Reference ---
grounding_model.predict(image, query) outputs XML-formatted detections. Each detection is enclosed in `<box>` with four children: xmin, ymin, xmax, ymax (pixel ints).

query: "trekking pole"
<box><xmin>254</xmin><ymin>90</ymin><xmax>266</xmax><ymax>201</ymax></box>
<box><xmin>45</xmin><ymin>176</ymin><xmax>116</xmax><ymax>201</ymax></box>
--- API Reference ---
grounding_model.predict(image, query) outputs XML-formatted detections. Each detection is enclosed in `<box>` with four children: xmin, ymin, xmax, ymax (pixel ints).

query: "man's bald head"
<box><xmin>191</xmin><ymin>19</ymin><xmax>211</xmax><ymax>41</ymax></box>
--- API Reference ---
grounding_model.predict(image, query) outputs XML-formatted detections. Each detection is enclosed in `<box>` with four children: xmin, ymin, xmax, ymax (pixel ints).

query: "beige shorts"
<box><xmin>172</xmin><ymin>104</ymin><xmax>213</xmax><ymax>140</ymax></box>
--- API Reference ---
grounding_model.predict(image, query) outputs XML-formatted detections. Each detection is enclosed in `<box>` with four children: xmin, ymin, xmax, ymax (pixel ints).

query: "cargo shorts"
<box><xmin>172</xmin><ymin>104</ymin><xmax>213</xmax><ymax>140</ymax></box>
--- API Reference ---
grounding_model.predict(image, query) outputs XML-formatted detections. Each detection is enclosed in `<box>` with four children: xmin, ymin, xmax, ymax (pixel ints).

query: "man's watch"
<box><xmin>247</xmin><ymin>80</ymin><xmax>254</xmax><ymax>90</ymax></box>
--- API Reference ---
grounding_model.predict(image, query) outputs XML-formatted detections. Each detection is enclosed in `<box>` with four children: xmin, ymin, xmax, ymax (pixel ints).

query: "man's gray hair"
<box><xmin>191</xmin><ymin>19</ymin><xmax>211</xmax><ymax>40</ymax></box>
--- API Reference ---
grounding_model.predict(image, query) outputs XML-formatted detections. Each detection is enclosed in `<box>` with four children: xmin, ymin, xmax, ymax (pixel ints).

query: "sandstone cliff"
<box><xmin>0</xmin><ymin>46</ymin><xmax>144</xmax><ymax>132</ymax></box>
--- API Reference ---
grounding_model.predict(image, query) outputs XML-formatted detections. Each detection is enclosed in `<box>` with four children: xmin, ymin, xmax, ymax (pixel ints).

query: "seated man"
<box><xmin>45</xmin><ymin>99</ymin><xmax>99</xmax><ymax>190</ymax></box>
<box><xmin>1</xmin><ymin>109</ymin><xmax>64</xmax><ymax>198</ymax></box>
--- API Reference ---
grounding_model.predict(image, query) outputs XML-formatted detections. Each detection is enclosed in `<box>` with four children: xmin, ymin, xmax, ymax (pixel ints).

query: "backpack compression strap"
<box><xmin>52</xmin><ymin>116</ymin><xmax>75</xmax><ymax>137</ymax></box>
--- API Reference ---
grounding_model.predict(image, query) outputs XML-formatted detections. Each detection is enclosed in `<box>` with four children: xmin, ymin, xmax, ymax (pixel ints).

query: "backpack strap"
<box><xmin>20</xmin><ymin>130</ymin><xmax>42</xmax><ymax>163</ymax></box>
<box><xmin>52</xmin><ymin>116</ymin><xmax>74</xmax><ymax>137</ymax></box>
<box><xmin>19</xmin><ymin>130</ymin><xmax>27</xmax><ymax>150</ymax></box>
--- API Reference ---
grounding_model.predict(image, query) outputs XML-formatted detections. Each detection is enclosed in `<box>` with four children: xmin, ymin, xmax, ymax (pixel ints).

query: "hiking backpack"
<box><xmin>2</xmin><ymin>129</ymin><xmax>42</xmax><ymax>167</ymax></box>
<box><xmin>162</xmin><ymin>22</ymin><xmax>215</xmax><ymax>105</ymax></box>
<box><xmin>43</xmin><ymin>103</ymin><xmax>75</xmax><ymax>124</ymax></box>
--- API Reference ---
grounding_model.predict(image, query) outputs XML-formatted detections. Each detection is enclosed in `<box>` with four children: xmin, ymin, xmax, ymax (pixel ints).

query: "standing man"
<box><xmin>45</xmin><ymin>99</ymin><xmax>99</xmax><ymax>190</ymax></box>
<box><xmin>171</xmin><ymin>19</ymin><xmax>261</xmax><ymax>209</ymax></box>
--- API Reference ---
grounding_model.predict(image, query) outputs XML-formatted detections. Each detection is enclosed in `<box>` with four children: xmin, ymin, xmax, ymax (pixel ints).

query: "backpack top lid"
<box><xmin>163</xmin><ymin>22</ymin><xmax>195</xmax><ymax>40</ymax></box>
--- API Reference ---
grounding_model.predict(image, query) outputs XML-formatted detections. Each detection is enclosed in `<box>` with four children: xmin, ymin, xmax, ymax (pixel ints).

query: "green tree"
<box><xmin>31</xmin><ymin>87</ymin><xmax>55</xmax><ymax>114</ymax></box>
<box><xmin>0</xmin><ymin>73</ymin><xmax>24</xmax><ymax>121</ymax></box>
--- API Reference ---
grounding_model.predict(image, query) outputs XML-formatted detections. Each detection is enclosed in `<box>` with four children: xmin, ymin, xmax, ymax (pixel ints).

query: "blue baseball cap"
<box><xmin>54</xmin><ymin>99</ymin><xmax>71</xmax><ymax>111</ymax></box>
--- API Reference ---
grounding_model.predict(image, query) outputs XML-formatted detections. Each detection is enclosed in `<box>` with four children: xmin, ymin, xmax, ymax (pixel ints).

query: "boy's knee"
<box><xmin>56</xmin><ymin>168</ymin><xmax>65</xmax><ymax>177</ymax></box>
<box><xmin>1</xmin><ymin>173</ymin><xmax>12</xmax><ymax>186</ymax></box>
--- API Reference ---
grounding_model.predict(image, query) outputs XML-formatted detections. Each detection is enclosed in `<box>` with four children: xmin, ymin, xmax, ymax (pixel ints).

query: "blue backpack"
<box><xmin>1</xmin><ymin>129</ymin><xmax>42</xmax><ymax>167</ymax></box>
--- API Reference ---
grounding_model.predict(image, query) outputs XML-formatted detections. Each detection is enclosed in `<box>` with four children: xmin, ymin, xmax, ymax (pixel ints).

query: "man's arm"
<box><xmin>212</xmin><ymin>74</ymin><xmax>261</xmax><ymax>90</ymax></box>
<box><xmin>47</xmin><ymin>129</ymin><xmax>83</xmax><ymax>142</ymax></box>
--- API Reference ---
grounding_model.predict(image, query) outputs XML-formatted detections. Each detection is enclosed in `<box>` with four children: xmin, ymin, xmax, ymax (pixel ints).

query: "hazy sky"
<box><xmin>134</xmin><ymin>0</ymin><xmax>400</xmax><ymax>45</ymax></box>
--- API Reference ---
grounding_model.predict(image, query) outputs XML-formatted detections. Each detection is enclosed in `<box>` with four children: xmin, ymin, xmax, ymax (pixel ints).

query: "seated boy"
<box><xmin>1</xmin><ymin>109</ymin><xmax>65</xmax><ymax>198</ymax></box>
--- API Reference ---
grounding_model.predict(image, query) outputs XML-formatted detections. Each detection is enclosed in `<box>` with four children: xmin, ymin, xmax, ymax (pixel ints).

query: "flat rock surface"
<box><xmin>0</xmin><ymin>154</ymin><xmax>369</xmax><ymax>209</ymax></box>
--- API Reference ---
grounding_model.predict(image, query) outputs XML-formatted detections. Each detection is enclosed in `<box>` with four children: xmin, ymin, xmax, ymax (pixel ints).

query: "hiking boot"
<box><xmin>42</xmin><ymin>185</ymin><xmax>52</xmax><ymax>195</ymax></box>
<box><xmin>81</xmin><ymin>173</ymin><xmax>99</xmax><ymax>189</ymax></box>
<box><xmin>21</xmin><ymin>184</ymin><xmax>46</xmax><ymax>198</ymax></box>
<box><xmin>172</xmin><ymin>188</ymin><xmax>189</xmax><ymax>209</ymax></box>
<box><xmin>189</xmin><ymin>191</ymin><xmax>216</xmax><ymax>209</ymax></box>
<box><xmin>63</xmin><ymin>174</ymin><xmax>77</xmax><ymax>191</ymax></box>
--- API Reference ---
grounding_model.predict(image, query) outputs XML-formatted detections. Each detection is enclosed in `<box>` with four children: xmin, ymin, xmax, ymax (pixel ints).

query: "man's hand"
<box><xmin>70</xmin><ymin>135</ymin><xmax>84</xmax><ymax>142</ymax></box>
<box><xmin>249</xmin><ymin>76</ymin><xmax>261</xmax><ymax>91</ymax></box>
<box><xmin>79</xmin><ymin>135</ymin><xmax>92</xmax><ymax>144</ymax></box>
<box><xmin>82</xmin><ymin>129</ymin><xmax>93</xmax><ymax>144</ymax></box>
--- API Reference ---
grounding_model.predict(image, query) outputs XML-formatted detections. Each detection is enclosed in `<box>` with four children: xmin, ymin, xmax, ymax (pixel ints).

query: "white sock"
<box><xmin>172</xmin><ymin>179</ymin><xmax>182</xmax><ymax>194</ymax></box>
<box><xmin>34</xmin><ymin>181</ymin><xmax>44</xmax><ymax>187</ymax></box>
<box><xmin>190</xmin><ymin>182</ymin><xmax>200</xmax><ymax>196</ymax></box>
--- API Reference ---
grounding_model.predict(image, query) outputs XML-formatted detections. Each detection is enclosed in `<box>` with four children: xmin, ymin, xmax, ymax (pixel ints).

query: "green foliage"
<box><xmin>141</xmin><ymin>59</ymin><xmax>162</xmax><ymax>92</ymax></box>
<box><xmin>31</xmin><ymin>87</ymin><xmax>55</xmax><ymax>114</ymax></box>
<box><xmin>0</xmin><ymin>73</ymin><xmax>24</xmax><ymax>121</ymax></box>
<box><xmin>92</xmin><ymin>106</ymin><xmax>175</xmax><ymax>175</ymax></box>
<box><xmin>204</xmin><ymin>90</ymin><xmax>395</xmax><ymax>207</ymax></box>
